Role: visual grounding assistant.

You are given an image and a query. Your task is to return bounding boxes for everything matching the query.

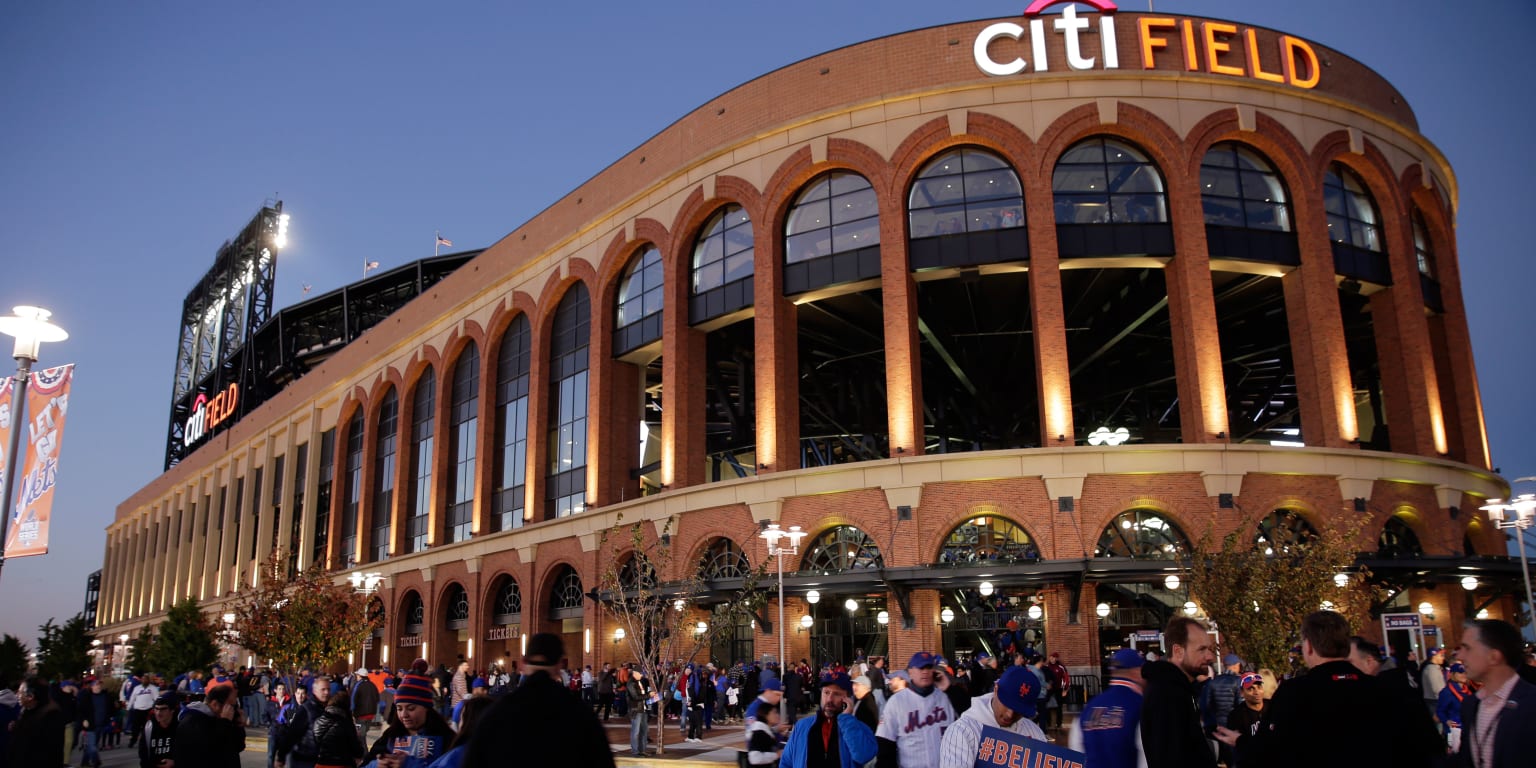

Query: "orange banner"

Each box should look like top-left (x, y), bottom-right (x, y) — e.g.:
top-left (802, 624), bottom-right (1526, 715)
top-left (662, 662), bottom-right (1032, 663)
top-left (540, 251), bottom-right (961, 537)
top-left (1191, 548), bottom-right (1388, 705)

top-left (3, 364), bottom-right (74, 559)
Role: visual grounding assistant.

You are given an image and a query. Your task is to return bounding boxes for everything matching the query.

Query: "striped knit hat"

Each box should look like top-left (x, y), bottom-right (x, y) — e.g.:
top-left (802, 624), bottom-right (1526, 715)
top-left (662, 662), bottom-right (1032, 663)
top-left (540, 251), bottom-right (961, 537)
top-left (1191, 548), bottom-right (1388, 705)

top-left (395, 673), bottom-right (435, 707)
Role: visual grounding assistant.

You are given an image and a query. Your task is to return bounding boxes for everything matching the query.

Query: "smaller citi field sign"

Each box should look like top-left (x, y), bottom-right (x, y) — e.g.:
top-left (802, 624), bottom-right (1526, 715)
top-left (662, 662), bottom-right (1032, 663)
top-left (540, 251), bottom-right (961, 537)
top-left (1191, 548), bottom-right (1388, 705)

top-left (974, 0), bottom-right (1320, 89)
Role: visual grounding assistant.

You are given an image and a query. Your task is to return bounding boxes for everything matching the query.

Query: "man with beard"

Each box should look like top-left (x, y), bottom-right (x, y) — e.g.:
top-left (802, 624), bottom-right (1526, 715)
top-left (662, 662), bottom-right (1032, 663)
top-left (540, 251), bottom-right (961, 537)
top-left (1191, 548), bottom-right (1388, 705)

top-left (1214, 610), bottom-right (1430, 768)
top-left (1140, 616), bottom-right (1217, 768)
top-left (780, 672), bottom-right (877, 768)
top-left (938, 665), bottom-right (1046, 767)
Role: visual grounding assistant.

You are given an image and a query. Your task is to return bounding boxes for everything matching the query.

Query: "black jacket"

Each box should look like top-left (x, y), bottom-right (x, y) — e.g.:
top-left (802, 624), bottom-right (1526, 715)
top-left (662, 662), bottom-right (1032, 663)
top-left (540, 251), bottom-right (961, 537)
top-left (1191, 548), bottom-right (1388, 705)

top-left (461, 669), bottom-right (615, 768)
top-left (1140, 659), bottom-right (1217, 768)
top-left (7, 700), bottom-right (65, 768)
top-left (350, 677), bottom-right (380, 721)
top-left (171, 703), bottom-right (245, 768)
top-left (1234, 659), bottom-right (1430, 768)
top-left (312, 703), bottom-right (366, 764)
top-left (138, 717), bottom-right (176, 768)
top-left (276, 697), bottom-right (326, 762)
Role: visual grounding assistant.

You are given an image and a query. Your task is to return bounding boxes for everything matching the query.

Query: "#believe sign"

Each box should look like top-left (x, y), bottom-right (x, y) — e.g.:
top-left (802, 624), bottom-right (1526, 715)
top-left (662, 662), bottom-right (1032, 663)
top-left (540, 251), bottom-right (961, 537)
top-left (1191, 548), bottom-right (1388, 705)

top-left (974, 0), bottom-right (1321, 89)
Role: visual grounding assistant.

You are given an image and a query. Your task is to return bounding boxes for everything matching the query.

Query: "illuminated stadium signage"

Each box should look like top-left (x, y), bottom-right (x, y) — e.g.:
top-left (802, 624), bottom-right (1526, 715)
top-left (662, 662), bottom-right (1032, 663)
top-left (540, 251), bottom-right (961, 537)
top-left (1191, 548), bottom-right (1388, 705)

top-left (183, 382), bottom-right (239, 449)
top-left (974, 0), bottom-right (1320, 89)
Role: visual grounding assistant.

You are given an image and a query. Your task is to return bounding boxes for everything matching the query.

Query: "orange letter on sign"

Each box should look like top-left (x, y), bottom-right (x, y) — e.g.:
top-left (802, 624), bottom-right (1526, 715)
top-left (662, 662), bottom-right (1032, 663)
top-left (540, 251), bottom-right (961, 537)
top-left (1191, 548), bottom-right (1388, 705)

top-left (1181, 19), bottom-right (1199, 71)
top-left (1246, 28), bottom-right (1285, 83)
top-left (1282, 35), bottom-right (1320, 88)
top-left (1139, 17), bottom-right (1176, 69)
top-left (1203, 22), bottom-right (1244, 76)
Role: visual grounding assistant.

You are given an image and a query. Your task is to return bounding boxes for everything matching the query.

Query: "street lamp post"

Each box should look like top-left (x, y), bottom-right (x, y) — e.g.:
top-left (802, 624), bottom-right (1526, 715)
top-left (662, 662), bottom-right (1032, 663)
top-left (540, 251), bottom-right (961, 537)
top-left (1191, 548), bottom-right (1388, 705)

top-left (0, 306), bottom-right (67, 586)
top-left (759, 522), bottom-right (806, 723)
top-left (348, 571), bottom-right (384, 671)
top-left (1480, 493), bottom-right (1536, 637)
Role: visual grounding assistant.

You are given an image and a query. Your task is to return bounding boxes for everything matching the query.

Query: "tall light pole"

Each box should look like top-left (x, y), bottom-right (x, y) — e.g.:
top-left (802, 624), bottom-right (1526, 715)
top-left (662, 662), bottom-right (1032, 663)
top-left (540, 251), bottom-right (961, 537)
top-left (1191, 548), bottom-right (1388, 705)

top-left (1480, 493), bottom-right (1536, 638)
top-left (0, 306), bottom-right (67, 586)
top-left (759, 522), bottom-right (805, 723)
top-left (349, 571), bottom-right (384, 670)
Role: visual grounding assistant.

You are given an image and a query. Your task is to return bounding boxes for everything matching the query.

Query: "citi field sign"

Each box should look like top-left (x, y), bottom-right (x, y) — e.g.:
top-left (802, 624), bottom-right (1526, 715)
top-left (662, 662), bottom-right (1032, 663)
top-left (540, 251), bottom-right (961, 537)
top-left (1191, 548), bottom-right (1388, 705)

top-left (183, 382), bottom-right (238, 449)
top-left (974, 0), bottom-right (1321, 89)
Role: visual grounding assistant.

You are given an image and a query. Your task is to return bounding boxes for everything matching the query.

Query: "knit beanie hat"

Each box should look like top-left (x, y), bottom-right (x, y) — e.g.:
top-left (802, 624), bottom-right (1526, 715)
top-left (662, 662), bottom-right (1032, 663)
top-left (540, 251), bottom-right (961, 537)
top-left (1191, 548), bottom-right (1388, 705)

top-left (395, 674), bottom-right (435, 707)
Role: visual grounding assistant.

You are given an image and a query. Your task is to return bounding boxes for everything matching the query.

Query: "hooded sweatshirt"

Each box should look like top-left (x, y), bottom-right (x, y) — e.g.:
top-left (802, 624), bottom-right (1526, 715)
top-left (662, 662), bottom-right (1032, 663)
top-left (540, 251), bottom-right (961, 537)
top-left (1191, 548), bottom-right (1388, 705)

top-left (938, 694), bottom-right (1047, 767)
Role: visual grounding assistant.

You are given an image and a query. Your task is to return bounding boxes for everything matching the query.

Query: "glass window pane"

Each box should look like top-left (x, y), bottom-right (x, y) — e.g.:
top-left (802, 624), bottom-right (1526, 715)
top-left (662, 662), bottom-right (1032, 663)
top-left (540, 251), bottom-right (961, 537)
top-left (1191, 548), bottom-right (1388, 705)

top-left (831, 187), bottom-right (878, 225)
top-left (1203, 197), bottom-right (1244, 227)
top-left (724, 225), bottom-right (753, 257)
top-left (1053, 164), bottom-right (1109, 193)
top-left (1201, 167), bottom-right (1240, 199)
top-left (724, 251), bottom-right (753, 283)
top-left (694, 260), bottom-right (723, 293)
top-left (1059, 142), bottom-right (1104, 164)
top-left (961, 149), bottom-right (1008, 172)
top-left (965, 200), bottom-right (1019, 231)
top-left (785, 199), bottom-right (830, 236)
top-left (829, 173), bottom-right (871, 197)
top-left (831, 218), bottom-right (880, 252)
top-left (1106, 164), bottom-right (1163, 194)
top-left (911, 176), bottom-right (965, 208)
top-left (964, 168), bottom-right (1022, 201)
top-left (786, 229), bottom-right (830, 264)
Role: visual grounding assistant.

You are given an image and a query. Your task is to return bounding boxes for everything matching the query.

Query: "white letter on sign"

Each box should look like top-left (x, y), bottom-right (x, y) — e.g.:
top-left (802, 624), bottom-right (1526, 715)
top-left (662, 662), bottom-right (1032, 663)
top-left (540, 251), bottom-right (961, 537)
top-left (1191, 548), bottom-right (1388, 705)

top-left (974, 22), bottom-right (1027, 76)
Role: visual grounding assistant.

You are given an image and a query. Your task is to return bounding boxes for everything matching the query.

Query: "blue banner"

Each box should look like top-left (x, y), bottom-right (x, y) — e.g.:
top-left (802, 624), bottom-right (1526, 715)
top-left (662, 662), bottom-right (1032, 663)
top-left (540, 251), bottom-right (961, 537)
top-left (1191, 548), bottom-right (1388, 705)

top-left (974, 725), bottom-right (1086, 768)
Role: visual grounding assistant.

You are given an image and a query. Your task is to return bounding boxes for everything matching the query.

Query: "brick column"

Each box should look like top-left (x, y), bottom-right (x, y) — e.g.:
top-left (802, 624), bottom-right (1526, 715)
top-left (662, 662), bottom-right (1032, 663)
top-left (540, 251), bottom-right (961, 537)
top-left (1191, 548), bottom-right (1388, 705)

top-left (879, 196), bottom-right (922, 456)
top-left (889, 589), bottom-right (944, 667)
top-left (754, 224), bottom-right (798, 473)
top-left (1284, 200), bottom-right (1354, 447)
top-left (1024, 177), bottom-right (1073, 446)
top-left (1165, 188), bottom-right (1230, 443)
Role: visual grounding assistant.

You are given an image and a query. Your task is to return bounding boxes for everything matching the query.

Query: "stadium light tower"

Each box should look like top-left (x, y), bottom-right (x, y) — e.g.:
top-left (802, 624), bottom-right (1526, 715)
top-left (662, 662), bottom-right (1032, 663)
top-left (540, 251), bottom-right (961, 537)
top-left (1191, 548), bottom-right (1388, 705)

top-left (759, 521), bottom-right (806, 723)
top-left (0, 306), bottom-right (67, 587)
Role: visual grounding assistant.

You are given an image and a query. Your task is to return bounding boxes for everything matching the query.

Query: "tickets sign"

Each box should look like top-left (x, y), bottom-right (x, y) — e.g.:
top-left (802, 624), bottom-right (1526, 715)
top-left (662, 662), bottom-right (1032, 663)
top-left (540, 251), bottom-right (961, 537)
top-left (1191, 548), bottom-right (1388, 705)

top-left (1, 364), bottom-right (74, 559)
top-left (974, 0), bottom-right (1321, 89)
top-left (975, 725), bottom-right (1086, 768)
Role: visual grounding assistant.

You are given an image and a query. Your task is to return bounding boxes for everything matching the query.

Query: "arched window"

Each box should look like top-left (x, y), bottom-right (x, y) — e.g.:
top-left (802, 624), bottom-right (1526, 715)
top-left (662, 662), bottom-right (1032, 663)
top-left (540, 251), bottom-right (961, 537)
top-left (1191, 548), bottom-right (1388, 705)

top-left (692, 205), bottom-right (755, 322)
top-left (617, 553), bottom-right (657, 592)
top-left (1095, 509), bottom-right (1191, 559)
top-left (614, 246), bottom-right (664, 354)
top-left (492, 577), bottom-right (522, 625)
top-left (493, 316), bottom-right (532, 532)
top-left (908, 148), bottom-right (1026, 270)
top-left (1200, 142), bottom-right (1291, 232)
top-left (402, 591), bottom-right (424, 633)
top-left (783, 172), bottom-right (880, 294)
top-left (1254, 509), bottom-right (1318, 556)
top-left (548, 285), bottom-right (590, 519)
top-left (800, 526), bottom-right (884, 573)
top-left (341, 412), bottom-right (363, 562)
top-left (370, 389), bottom-right (398, 562)
top-left (698, 538), bottom-right (750, 580)
top-left (444, 584), bottom-right (470, 630)
top-left (407, 369), bottom-right (434, 554)
top-left (1378, 516), bottom-right (1424, 558)
top-left (937, 515), bottom-right (1039, 564)
top-left (1323, 164), bottom-right (1381, 252)
top-left (1412, 212), bottom-right (1436, 278)
top-left (447, 343), bottom-right (479, 543)
top-left (548, 566), bottom-right (585, 619)
top-left (1053, 137), bottom-right (1168, 225)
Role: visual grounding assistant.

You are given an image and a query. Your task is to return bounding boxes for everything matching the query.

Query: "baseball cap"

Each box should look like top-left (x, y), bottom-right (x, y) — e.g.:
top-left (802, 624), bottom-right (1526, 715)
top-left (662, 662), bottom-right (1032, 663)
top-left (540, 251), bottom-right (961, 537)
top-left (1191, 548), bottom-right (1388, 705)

top-left (888, 670), bottom-right (912, 683)
top-left (975, 651), bottom-right (990, 661)
top-left (1222, 653), bottom-right (1241, 667)
top-left (908, 651), bottom-right (938, 669)
top-left (1428, 646), bottom-right (1444, 656)
top-left (471, 677), bottom-right (488, 689)
top-left (1109, 649), bottom-right (1145, 670)
top-left (760, 678), bottom-right (784, 692)
top-left (994, 666), bottom-right (1039, 719)
top-left (1239, 673), bottom-right (1263, 689)
top-left (851, 675), bottom-right (872, 688)
top-left (154, 692), bottom-right (179, 708)
top-left (1448, 662), bottom-right (1466, 674)
top-left (820, 672), bottom-right (853, 695)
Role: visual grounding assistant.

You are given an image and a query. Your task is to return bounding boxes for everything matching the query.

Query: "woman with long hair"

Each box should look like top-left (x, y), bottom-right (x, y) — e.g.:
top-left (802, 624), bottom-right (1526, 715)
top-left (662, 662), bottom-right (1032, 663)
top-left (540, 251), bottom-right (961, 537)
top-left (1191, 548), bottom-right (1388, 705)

top-left (422, 696), bottom-right (491, 768)
top-left (365, 674), bottom-right (455, 768)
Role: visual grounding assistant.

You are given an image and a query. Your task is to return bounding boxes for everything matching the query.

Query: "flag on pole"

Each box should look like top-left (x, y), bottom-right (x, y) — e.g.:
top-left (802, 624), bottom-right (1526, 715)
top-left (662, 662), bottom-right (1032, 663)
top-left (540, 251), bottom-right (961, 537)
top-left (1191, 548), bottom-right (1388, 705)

top-left (365, 261), bottom-right (380, 269)
top-left (2, 364), bottom-right (74, 559)
top-left (436, 233), bottom-right (453, 248)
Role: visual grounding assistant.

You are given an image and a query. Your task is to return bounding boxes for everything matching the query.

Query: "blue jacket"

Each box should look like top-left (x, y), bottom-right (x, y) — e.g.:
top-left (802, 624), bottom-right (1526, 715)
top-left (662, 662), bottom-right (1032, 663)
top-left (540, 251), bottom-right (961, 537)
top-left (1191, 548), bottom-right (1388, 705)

top-left (425, 745), bottom-right (464, 768)
top-left (779, 712), bottom-right (876, 768)
top-left (1437, 682), bottom-right (1469, 727)
top-left (1076, 679), bottom-right (1145, 768)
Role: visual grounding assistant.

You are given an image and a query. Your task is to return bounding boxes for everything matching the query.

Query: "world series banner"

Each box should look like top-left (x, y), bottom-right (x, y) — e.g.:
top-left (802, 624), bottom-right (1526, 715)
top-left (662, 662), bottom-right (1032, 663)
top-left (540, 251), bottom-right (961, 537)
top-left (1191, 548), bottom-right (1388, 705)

top-left (1, 364), bottom-right (74, 559)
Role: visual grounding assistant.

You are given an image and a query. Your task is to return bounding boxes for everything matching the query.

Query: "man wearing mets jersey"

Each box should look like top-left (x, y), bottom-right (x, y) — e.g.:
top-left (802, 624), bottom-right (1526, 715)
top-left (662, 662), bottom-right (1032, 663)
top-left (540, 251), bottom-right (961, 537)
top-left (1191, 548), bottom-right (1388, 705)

top-left (877, 652), bottom-right (958, 767)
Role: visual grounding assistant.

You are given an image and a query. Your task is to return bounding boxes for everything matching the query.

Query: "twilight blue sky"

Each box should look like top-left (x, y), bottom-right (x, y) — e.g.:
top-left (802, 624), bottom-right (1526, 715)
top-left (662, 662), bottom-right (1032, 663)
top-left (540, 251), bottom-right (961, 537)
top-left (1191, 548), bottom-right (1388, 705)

top-left (1, 1), bottom-right (1532, 642)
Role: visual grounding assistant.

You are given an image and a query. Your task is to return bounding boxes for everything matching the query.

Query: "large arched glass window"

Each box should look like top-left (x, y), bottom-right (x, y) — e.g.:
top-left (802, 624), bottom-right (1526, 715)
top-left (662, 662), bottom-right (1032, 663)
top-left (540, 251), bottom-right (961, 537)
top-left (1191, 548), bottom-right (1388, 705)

top-left (698, 538), bottom-right (750, 580)
top-left (800, 526), bottom-right (884, 573)
top-left (1200, 143), bottom-right (1290, 231)
top-left (1254, 508), bottom-right (1318, 557)
top-left (1323, 164), bottom-right (1381, 252)
top-left (910, 148), bottom-right (1024, 238)
top-left (1095, 509), bottom-right (1191, 559)
top-left (614, 246), bottom-right (664, 354)
top-left (444, 584), bottom-right (470, 630)
top-left (1378, 515), bottom-right (1424, 559)
top-left (547, 285), bottom-right (590, 519)
top-left (548, 566), bottom-right (585, 619)
top-left (370, 389), bottom-right (398, 562)
top-left (493, 316), bottom-right (531, 532)
top-left (1053, 138), bottom-right (1168, 225)
top-left (341, 412), bottom-right (363, 562)
top-left (401, 590), bottom-right (424, 633)
top-left (937, 515), bottom-right (1039, 564)
top-left (691, 205), bottom-right (755, 322)
top-left (784, 172), bottom-right (881, 294)
top-left (407, 369), bottom-right (434, 554)
top-left (492, 576), bottom-right (522, 625)
top-left (447, 343), bottom-right (478, 543)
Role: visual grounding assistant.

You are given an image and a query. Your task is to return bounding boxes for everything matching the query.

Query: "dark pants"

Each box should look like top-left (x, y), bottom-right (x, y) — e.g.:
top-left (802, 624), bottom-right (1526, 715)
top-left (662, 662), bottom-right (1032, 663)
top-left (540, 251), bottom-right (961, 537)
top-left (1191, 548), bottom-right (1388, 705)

top-left (1047, 691), bottom-right (1065, 727)
top-left (687, 706), bottom-right (703, 739)
top-left (596, 691), bottom-right (614, 720)
top-left (128, 709), bottom-right (149, 745)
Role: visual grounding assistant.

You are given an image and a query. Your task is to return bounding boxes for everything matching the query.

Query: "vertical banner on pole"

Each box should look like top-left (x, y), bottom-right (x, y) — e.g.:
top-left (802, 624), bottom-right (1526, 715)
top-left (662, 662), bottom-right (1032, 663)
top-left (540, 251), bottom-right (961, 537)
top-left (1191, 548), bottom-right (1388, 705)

top-left (4, 363), bottom-right (73, 559)
top-left (0, 376), bottom-right (10, 511)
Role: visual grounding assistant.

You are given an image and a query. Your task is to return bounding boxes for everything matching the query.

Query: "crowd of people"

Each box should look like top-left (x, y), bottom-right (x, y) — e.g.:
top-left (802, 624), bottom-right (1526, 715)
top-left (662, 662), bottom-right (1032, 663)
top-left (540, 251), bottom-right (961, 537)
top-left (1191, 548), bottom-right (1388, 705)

top-left (3, 615), bottom-right (1534, 768)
